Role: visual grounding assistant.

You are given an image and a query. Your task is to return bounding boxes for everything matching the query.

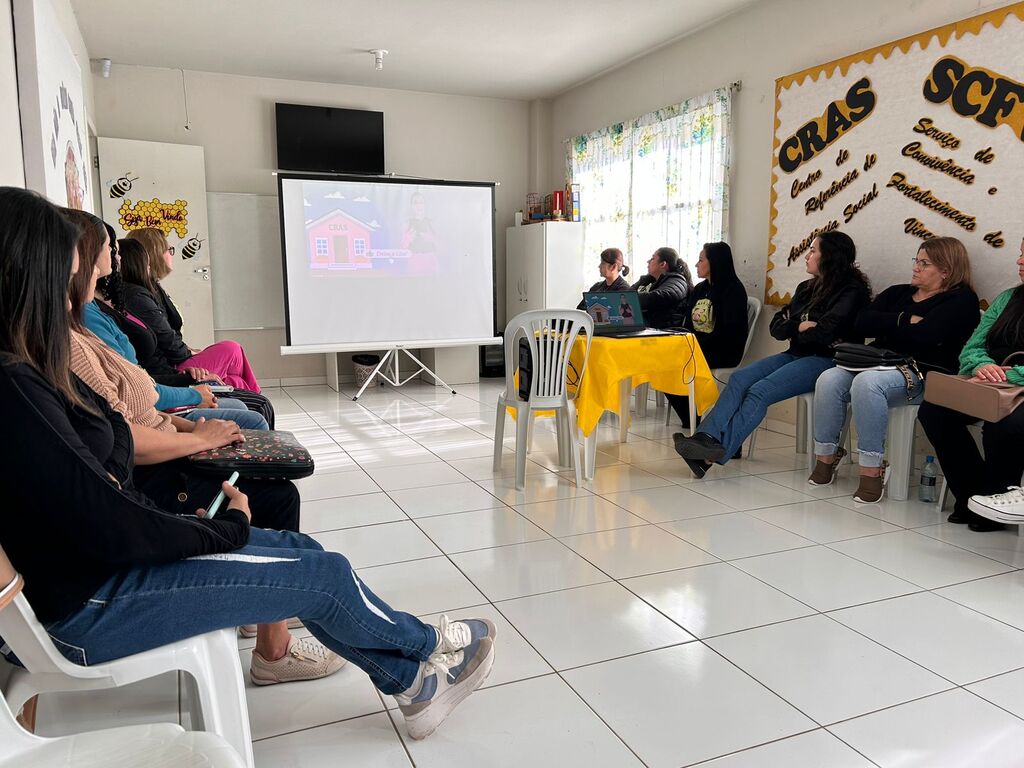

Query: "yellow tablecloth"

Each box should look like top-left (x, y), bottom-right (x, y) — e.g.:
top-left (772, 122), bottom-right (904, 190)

top-left (572, 334), bottom-right (719, 436)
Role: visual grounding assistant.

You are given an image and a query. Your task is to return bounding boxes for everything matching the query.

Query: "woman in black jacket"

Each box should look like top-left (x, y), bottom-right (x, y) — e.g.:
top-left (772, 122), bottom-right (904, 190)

top-left (809, 237), bottom-right (979, 503)
top-left (0, 187), bottom-right (494, 741)
top-left (577, 247), bottom-right (630, 309)
top-left (665, 242), bottom-right (749, 427)
top-left (631, 246), bottom-right (692, 328)
top-left (673, 231), bottom-right (871, 478)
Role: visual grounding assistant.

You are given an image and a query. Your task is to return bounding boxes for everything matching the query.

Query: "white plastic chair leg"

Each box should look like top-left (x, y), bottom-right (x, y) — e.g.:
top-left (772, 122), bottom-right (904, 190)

top-left (618, 379), bottom-right (631, 443)
top-left (688, 378), bottom-right (697, 438)
top-left (634, 383), bottom-right (650, 418)
top-left (886, 406), bottom-right (918, 502)
top-left (493, 398), bottom-right (507, 472)
top-left (565, 400), bottom-right (584, 487)
top-left (514, 406), bottom-right (530, 490)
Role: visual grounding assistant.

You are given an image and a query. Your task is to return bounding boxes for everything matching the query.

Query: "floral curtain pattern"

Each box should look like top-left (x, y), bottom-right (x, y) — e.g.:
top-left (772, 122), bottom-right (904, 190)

top-left (567, 87), bottom-right (732, 282)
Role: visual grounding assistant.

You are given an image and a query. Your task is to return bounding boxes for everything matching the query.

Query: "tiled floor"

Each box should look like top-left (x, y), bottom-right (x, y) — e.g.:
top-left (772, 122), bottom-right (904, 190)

top-left (34, 381), bottom-right (1024, 767)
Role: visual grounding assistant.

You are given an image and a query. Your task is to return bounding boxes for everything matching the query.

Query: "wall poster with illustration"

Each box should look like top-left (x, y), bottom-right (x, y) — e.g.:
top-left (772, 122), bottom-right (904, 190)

top-left (14, 0), bottom-right (92, 211)
top-left (767, 2), bottom-right (1024, 306)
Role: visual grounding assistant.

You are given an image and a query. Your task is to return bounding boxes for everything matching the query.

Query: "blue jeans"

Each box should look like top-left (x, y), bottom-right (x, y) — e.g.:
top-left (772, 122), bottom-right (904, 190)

top-left (698, 353), bottom-right (835, 461)
top-left (183, 397), bottom-right (269, 430)
top-left (812, 367), bottom-right (924, 468)
top-left (44, 528), bottom-right (436, 694)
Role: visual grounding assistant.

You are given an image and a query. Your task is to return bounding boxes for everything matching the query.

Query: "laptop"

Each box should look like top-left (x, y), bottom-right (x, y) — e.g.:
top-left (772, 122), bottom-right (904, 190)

top-left (583, 291), bottom-right (674, 338)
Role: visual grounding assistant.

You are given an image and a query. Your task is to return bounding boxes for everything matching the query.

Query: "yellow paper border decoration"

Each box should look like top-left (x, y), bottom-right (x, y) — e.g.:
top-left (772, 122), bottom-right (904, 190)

top-left (766, 1), bottom-right (1024, 305)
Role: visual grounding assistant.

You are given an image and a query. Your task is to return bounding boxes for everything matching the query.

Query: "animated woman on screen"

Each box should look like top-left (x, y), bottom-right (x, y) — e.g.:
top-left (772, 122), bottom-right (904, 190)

top-left (620, 296), bottom-right (634, 320)
top-left (401, 192), bottom-right (438, 274)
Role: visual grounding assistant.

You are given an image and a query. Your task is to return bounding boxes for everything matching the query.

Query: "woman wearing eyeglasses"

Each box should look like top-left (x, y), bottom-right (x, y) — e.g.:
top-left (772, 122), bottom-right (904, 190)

top-left (808, 237), bottom-right (979, 503)
top-left (121, 228), bottom-right (262, 392)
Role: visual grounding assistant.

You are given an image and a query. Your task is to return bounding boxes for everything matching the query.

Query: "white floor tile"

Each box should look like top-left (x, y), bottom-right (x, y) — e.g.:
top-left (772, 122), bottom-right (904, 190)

top-left (497, 581), bottom-right (694, 670)
top-left (692, 475), bottom-right (817, 511)
top-left (476, 473), bottom-right (591, 506)
top-left (564, 644), bottom-right (815, 768)
top-left (708, 615), bottom-right (951, 724)
top-left (829, 689), bottom-right (1024, 768)
top-left (296, 469), bottom-right (381, 501)
top-left (391, 675), bottom-right (641, 767)
top-left (312, 520), bottom-right (441, 568)
top-left (660, 512), bottom-right (815, 560)
top-left (364, 461), bottom-right (469, 491)
top-left (514, 495), bottom-right (648, 537)
top-left (414, 507), bottom-right (549, 553)
top-left (560, 524), bottom-right (718, 578)
top-left (829, 495), bottom-right (947, 528)
top-left (623, 562), bottom-right (814, 638)
top-left (967, 668), bottom-right (1024, 719)
top-left (831, 592), bottom-right (1024, 685)
top-left (761, 467), bottom-right (862, 500)
top-left (830, 530), bottom-right (1014, 589)
top-left (937, 571), bottom-right (1024, 631)
top-left (732, 546), bottom-right (921, 611)
top-left (451, 539), bottom-right (609, 601)
top-left (388, 481), bottom-right (504, 519)
top-left (576, 463), bottom-right (673, 494)
top-left (601, 484), bottom-right (737, 524)
top-left (253, 712), bottom-right (411, 767)
top-left (240, 648), bottom-right (383, 740)
top-left (446, 454), bottom-right (551, 481)
top-left (299, 492), bottom-right (407, 534)
top-left (747, 500), bottom-right (901, 543)
top-left (596, 438), bottom-right (682, 464)
top-left (915, 522), bottom-right (1024, 568)
top-left (749, 429), bottom-right (797, 449)
top-left (733, 446), bottom-right (810, 475)
top-left (357, 556), bottom-right (487, 616)
top-left (700, 729), bottom-right (875, 767)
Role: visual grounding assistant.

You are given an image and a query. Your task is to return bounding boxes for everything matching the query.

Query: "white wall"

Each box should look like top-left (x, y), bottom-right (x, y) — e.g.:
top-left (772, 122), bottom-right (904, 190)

top-left (549, 0), bottom-right (1006, 422)
top-left (91, 65), bottom-right (529, 380)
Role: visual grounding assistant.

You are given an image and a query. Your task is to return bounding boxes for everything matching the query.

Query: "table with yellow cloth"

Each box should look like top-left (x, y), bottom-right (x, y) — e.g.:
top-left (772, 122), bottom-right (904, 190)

top-left (571, 333), bottom-right (719, 478)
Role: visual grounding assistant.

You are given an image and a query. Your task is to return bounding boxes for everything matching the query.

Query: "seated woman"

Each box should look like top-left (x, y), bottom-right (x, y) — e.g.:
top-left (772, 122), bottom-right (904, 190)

top-left (810, 237), bottom-right (979, 504)
top-left (576, 247), bottom-right (630, 309)
top-left (0, 187), bottom-right (495, 738)
top-left (665, 242), bottom-right (749, 428)
top-left (123, 227), bottom-right (261, 392)
top-left (918, 240), bottom-right (1024, 532)
top-left (631, 246), bottom-right (692, 328)
top-left (61, 211), bottom-right (267, 432)
top-left (673, 231), bottom-right (871, 478)
top-left (96, 236), bottom-right (276, 427)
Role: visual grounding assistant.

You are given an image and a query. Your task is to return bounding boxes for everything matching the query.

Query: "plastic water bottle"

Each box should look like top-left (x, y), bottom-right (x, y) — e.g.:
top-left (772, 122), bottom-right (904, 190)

top-left (919, 455), bottom-right (938, 503)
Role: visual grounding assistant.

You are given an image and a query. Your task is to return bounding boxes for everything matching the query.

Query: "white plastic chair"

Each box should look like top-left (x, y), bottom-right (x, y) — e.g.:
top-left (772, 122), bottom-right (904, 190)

top-left (665, 297), bottom-right (762, 426)
top-left (494, 310), bottom-right (593, 489)
top-left (0, 545), bottom-right (255, 768)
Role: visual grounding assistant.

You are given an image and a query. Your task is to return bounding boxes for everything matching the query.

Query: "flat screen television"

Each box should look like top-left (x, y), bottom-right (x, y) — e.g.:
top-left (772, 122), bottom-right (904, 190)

top-left (275, 103), bottom-right (385, 175)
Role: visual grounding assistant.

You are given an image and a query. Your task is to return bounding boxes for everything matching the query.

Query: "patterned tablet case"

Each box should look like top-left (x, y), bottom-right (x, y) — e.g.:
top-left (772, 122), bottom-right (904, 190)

top-left (188, 429), bottom-right (315, 480)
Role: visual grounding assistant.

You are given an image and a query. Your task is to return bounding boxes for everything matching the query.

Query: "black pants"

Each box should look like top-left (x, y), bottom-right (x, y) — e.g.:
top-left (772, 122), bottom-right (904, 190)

top-left (665, 393), bottom-right (698, 429)
top-left (917, 401), bottom-right (1024, 513)
top-left (134, 460), bottom-right (300, 531)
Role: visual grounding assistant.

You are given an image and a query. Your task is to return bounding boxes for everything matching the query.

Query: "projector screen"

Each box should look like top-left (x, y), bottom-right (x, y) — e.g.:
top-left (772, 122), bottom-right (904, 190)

top-left (278, 174), bottom-right (496, 348)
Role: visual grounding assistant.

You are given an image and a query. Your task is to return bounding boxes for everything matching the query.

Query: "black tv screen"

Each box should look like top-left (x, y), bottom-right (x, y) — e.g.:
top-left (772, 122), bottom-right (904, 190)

top-left (275, 103), bottom-right (385, 175)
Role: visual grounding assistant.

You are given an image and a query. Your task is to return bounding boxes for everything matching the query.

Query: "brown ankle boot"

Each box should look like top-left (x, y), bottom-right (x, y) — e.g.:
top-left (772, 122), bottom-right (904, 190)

top-left (807, 448), bottom-right (846, 486)
top-left (853, 472), bottom-right (884, 504)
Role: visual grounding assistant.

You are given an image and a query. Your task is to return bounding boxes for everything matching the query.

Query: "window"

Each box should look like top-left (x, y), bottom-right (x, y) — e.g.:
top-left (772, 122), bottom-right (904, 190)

top-left (567, 87), bottom-right (732, 283)
top-left (315, 237), bottom-right (329, 257)
top-left (354, 238), bottom-right (366, 257)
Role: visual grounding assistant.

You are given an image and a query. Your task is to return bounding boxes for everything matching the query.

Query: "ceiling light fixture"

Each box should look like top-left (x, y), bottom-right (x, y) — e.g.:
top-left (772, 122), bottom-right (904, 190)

top-left (369, 49), bottom-right (388, 71)
top-left (91, 58), bottom-right (112, 78)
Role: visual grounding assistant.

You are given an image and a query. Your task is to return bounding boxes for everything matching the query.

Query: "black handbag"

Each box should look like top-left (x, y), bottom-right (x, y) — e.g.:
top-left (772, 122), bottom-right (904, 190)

top-left (832, 343), bottom-right (922, 401)
top-left (188, 429), bottom-right (315, 480)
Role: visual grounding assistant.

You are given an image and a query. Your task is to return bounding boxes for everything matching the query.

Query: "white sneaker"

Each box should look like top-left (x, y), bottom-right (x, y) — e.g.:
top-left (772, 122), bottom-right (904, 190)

top-left (968, 487), bottom-right (1024, 524)
top-left (394, 616), bottom-right (496, 740)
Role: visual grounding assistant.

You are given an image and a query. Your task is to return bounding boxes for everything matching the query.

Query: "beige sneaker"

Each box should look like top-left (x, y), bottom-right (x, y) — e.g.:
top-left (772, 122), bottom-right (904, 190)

top-left (239, 618), bottom-right (304, 638)
top-left (250, 636), bottom-right (345, 686)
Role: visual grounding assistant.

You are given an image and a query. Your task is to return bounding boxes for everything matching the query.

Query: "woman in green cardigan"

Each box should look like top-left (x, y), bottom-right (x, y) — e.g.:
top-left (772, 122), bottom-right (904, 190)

top-left (918, 240), bottom-right (1024, 531)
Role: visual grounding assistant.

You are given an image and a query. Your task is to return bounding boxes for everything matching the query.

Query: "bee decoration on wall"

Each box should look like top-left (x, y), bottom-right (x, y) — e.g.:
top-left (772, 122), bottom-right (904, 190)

top-left (181, 235), bottom-right (204, 260)
top-left (107, 173), bottom-right (138, 199)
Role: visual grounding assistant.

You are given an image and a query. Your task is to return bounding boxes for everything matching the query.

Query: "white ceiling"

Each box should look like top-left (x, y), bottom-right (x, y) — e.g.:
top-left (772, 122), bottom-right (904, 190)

top-left (70, 0), bottom-right (759, 100)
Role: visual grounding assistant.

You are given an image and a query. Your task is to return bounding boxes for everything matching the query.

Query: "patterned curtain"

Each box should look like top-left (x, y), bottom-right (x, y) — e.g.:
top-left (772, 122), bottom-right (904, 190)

top-left (567, 87), bottom-right (732, 282)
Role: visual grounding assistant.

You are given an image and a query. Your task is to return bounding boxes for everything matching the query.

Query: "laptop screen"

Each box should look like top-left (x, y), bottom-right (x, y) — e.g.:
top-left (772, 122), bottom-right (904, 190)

top-left (584, 291), bottom-right (645, 328)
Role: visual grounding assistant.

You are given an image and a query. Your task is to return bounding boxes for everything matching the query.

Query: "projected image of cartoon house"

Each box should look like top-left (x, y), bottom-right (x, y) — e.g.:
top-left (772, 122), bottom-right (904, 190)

top-left (306, 209), bottom-right (374, 270)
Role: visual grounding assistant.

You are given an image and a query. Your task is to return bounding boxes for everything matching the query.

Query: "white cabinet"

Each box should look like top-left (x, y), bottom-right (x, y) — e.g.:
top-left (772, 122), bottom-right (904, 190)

top-left (505, 222), bottom-right (585, 320)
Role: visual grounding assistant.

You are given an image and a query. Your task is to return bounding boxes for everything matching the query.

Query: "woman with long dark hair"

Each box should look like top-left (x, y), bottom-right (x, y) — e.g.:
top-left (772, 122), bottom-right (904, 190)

top-left (631, 246), bottom-right (692, 328)
top-left (918, 240), bottom-right (1024, 532)
top-left (810, 237), bottom-right (979, 503)
top-left (674, 231), bottom-right (871, 478)
top-left (0, 187), bottom-right (494, 739)
top-left (665, 242), bottom-right (749, 427)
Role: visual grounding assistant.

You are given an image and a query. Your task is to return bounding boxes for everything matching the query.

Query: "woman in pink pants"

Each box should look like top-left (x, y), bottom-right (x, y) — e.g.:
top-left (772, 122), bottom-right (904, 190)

top-left (120, 228), bottom-right (261, 392)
